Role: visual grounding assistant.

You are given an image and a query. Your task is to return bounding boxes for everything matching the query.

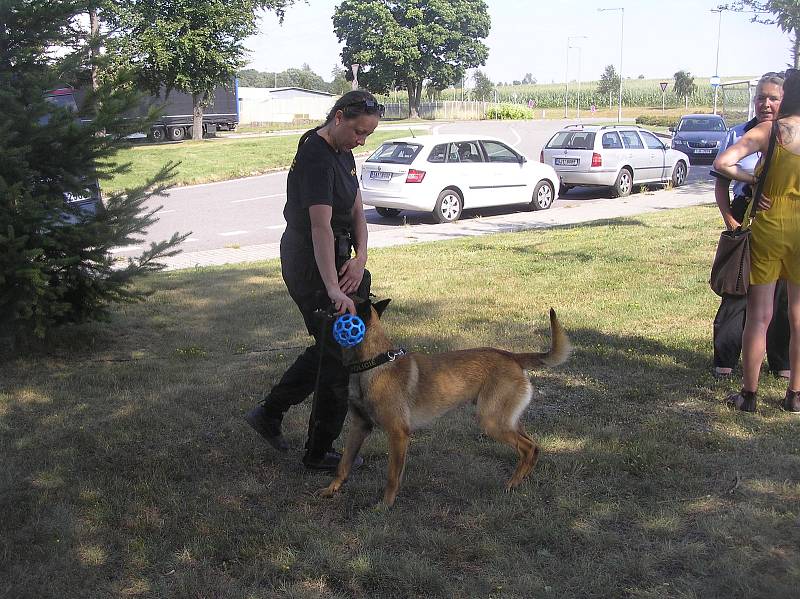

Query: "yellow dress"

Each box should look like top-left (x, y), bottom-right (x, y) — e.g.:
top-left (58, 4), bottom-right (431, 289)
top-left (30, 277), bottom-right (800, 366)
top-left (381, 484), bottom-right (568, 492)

top-left (750, 144), bottom-right (800, 285)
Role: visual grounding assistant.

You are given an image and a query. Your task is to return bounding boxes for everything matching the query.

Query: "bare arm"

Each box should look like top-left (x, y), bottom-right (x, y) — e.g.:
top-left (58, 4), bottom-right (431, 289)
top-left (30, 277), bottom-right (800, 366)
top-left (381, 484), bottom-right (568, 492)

top-left (309, 204), bottom-right (355, 315)
top-left (714, 176), bottom-right (739, 231)
top-left (338, 190), bottom-right (368, 295)
top-left (712, 121), bottom-right (770, 183)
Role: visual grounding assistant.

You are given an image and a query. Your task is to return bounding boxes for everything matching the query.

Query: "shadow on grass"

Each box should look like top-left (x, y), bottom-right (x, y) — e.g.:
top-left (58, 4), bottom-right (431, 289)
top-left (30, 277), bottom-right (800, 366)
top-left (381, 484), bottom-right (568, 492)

top-left (1, 272), bottom-right (798, 597)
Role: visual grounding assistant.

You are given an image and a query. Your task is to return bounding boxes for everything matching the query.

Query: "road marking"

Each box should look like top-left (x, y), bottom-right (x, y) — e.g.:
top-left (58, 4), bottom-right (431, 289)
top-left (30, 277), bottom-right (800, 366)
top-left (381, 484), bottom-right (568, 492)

top-left (509, 127), bottom-right (522, 147)
top-left (265, 224), bottom-right (285, 229)
top-left (231, 193), bottom-right (285, 204)
top-left (157, 209), bottom-right (177, 214)
top-left (219, 230), bottom-right (248, 236)
top-left (110, 246), bottom-right (141, 253)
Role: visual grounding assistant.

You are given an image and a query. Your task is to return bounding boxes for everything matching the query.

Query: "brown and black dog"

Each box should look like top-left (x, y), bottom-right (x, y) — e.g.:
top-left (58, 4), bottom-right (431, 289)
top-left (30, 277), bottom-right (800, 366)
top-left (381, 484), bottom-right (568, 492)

top-left (320, 298), bottom-right (571, 507)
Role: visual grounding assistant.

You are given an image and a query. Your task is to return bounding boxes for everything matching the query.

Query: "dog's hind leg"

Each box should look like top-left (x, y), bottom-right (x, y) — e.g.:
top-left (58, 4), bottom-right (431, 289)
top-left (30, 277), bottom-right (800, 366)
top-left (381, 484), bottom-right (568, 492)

top-left (383, 426), bottom-right (410, 507)
top-left (319, 412), bottom-right (372, 498)
top-left (477, 380), bottom-right (539, 490)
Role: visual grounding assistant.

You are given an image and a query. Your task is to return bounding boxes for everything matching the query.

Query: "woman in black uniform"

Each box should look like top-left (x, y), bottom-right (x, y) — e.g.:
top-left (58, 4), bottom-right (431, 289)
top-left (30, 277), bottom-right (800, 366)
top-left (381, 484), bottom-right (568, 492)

top-left (246, 90), bottom-right (383, 470)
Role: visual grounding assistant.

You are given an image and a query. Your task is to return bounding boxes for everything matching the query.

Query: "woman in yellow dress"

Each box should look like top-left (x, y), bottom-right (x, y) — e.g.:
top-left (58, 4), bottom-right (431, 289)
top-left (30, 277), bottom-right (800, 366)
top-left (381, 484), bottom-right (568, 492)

top-left (713, 69), bottom-right (800, 413)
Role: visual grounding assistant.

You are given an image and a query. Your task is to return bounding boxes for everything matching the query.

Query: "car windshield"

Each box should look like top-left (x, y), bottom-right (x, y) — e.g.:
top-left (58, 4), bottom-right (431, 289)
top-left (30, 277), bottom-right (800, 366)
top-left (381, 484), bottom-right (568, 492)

top-left (546, 131), bottom-right (596, 150)
top-left (367, 142), bottom-right (423, 164)
top-left (678, 118), bottom-right (725, 132)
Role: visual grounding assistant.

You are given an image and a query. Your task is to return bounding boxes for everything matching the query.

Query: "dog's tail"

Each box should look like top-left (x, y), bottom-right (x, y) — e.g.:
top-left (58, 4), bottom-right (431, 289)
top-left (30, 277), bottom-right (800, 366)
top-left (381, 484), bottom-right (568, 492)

top-left (513, 308), bottom-right (571, 370)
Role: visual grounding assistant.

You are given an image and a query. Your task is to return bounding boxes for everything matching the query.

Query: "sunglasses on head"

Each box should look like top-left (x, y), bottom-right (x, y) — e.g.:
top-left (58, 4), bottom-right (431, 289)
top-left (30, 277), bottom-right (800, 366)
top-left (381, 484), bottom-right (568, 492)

top-left (343, 99), bottom-right (385, 117)
top-left (762, 68), bottom-right (798, 79)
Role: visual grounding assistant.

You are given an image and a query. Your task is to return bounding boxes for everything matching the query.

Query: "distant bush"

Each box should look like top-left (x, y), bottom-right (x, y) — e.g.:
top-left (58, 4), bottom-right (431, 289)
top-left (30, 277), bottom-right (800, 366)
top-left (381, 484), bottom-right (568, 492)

top-left (635, 115), bottom-right (679, 128)
top-left (485, 104), bottom-right (535, 120)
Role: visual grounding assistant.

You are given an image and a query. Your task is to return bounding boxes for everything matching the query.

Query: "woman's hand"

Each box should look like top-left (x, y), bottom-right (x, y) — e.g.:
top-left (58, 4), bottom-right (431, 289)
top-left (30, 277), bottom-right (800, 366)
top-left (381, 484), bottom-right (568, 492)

top-left (338, 256), bottom-right (365, 295)
top-left (757, 193), bottom-right (773, 212)
top-left (327, 287), bottom-right (355, 315)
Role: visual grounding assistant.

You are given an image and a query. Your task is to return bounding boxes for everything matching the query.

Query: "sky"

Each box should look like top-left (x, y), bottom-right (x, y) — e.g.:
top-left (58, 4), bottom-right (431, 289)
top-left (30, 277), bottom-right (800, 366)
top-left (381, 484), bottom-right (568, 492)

top-left (244, 0), bottom-right (794, 86)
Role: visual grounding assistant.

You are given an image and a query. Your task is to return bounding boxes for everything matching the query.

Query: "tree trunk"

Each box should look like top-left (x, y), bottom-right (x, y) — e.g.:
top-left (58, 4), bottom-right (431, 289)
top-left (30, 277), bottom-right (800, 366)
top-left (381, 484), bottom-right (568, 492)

top-left (406, 79), bottom-right (422, 119)
top-left (89, 9), bottom-right (99, 92)
top-left (192, 93), bottom-right (204, 141)
top-left (794, 31), bottom-right (799, 69)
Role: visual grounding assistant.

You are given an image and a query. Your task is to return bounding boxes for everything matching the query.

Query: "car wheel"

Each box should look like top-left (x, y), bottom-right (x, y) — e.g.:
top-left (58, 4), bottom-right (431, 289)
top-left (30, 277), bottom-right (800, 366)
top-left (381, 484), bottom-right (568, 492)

top-left (433, 188), bottom-right (463, 223)
top-left (375, 207), bottom-right (402, 218)
top-left (531, 180), bottom-right (554, 211)
top-left (168, 126), bottom-right (185, 142)
top-left (149, 126), bottom-right (166, 142)
top-left (611, 168), bottom-right (632, 198)
top-left (671, 161), bottom-right (687, 187)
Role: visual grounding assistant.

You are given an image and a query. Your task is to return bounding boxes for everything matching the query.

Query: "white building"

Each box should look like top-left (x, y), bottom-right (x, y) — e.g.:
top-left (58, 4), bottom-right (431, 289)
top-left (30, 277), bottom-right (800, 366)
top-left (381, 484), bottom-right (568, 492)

top-left (238, 87), bottom-right (336, 124)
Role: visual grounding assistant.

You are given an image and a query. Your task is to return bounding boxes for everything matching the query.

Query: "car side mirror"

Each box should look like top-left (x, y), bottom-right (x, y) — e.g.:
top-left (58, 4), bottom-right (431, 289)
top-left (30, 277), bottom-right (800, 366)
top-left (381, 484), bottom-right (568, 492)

top-left (518, 155), bottom-right (527, 164)
top-left (668, 126), bottom-right (675, 133)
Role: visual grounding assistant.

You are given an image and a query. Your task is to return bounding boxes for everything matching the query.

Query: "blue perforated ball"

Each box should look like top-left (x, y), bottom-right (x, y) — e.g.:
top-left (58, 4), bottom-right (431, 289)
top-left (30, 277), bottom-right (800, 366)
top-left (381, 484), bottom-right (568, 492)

top-left (333, 314), bottom-right (365, 347)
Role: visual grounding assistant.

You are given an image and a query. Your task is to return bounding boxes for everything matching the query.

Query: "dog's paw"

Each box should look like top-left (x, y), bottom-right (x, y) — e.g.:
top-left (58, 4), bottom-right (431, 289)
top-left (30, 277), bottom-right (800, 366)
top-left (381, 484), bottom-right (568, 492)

top-left (317, 485), bottom-right (339, 498)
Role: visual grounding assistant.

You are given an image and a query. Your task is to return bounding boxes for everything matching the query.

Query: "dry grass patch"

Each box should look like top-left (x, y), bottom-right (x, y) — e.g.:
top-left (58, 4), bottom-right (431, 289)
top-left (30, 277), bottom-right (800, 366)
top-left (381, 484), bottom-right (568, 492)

top-left (1, 206), bottom-right (799, 598)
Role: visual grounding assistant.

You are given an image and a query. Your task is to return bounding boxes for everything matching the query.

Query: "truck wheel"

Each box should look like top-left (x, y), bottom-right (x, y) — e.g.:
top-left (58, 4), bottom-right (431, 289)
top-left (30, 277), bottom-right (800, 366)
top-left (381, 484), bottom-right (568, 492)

top-left (168, 126), bottom-right (185, 141)
top-left (149, 126), bottom-right (166, 142)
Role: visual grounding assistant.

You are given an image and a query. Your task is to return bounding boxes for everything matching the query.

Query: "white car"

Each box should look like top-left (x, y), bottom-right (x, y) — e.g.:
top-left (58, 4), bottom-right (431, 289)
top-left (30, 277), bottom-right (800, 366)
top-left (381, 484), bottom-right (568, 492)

top-left (360, 134), bottom-right (560, 223)
top-left (541, 125), bottom-right (690, 197)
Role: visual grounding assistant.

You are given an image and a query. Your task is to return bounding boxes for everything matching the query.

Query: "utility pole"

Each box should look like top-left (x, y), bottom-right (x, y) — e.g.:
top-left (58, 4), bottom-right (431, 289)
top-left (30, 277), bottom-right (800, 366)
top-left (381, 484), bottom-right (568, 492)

top-left (598, 7), bottom-right (625, 123)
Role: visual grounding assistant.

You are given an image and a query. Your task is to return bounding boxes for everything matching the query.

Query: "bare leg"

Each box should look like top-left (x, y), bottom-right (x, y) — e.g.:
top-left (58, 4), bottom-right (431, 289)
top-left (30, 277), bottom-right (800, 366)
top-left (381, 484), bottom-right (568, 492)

top-left (383, 427), bottom-right (410, 507)
top-left (319, 412), bottom-right (372, 498)
top-left (787, 282), bottom-right (800, 392)
top-left (742, 282), bottom-right (777, 392)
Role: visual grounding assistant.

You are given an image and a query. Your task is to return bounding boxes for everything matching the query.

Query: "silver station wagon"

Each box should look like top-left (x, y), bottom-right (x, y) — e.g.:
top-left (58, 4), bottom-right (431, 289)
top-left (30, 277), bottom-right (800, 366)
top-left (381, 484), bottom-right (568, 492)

top-left (541, 125), bottom-right (690, 197)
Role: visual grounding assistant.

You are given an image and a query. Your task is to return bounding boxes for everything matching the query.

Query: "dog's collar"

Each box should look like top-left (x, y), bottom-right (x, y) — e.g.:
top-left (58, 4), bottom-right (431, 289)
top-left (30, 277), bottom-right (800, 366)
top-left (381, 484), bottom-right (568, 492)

top-left (347, 348), bottom-right (407, 373)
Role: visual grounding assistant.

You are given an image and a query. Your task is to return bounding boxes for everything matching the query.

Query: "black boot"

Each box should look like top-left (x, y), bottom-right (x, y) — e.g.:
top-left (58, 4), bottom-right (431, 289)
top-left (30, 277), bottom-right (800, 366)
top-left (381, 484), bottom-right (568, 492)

top-left (245, 405), bottom-right (289, 451)
top-left (725, 389), bottom-right (757, 413)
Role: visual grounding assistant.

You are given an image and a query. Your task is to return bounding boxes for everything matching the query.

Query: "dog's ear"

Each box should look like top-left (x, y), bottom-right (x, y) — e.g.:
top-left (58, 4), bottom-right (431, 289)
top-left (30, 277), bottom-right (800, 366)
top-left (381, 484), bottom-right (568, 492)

top-left (355, 297), bottom-right (372, 322)
top-left (373, 298), bottom-right (391, 319)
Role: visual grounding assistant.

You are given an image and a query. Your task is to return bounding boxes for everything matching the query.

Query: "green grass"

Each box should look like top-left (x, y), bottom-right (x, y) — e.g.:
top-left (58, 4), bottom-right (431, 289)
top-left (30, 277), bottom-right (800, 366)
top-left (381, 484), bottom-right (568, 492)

top-left (102, 129), bottom-right (427, 194)
top-left (2, 206), bottom-right (800, 598)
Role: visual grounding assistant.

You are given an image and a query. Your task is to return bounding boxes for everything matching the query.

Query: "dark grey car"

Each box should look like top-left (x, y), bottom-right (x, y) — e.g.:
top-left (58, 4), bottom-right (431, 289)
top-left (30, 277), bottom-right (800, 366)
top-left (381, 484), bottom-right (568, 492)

top-left (670, 114), bottom-right (727, 163)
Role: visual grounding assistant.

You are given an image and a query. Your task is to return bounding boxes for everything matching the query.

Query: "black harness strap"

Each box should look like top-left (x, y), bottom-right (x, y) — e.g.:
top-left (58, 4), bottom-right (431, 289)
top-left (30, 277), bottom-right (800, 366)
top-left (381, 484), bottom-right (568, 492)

top-left (347, 348), bottom-right (407, 374)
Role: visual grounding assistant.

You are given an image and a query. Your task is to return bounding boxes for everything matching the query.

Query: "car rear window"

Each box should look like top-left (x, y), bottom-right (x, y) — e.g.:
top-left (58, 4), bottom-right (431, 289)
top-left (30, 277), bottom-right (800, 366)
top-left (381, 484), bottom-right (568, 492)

top-left (367, 142), bottom-right (422, 164)
top-left (678, 117), bottom-right (726, 132)
top-left (546, 131), bottom-right (596, 150)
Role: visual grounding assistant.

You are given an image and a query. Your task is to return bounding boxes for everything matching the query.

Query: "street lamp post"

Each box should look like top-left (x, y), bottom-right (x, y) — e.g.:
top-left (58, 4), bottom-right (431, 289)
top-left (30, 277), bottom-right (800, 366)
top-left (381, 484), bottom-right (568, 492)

top-left (598, 7), bottom-right (624, 123)
top-left (565, 35), bottom-right (587, 119)
top-left (711, 8), bottom-right (724, 115)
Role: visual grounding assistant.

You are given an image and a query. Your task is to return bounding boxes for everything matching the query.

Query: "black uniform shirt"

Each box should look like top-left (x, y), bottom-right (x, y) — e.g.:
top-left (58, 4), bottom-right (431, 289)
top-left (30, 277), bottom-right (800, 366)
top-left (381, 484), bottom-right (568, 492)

top-left (284, 130), bottom-right (359, 235)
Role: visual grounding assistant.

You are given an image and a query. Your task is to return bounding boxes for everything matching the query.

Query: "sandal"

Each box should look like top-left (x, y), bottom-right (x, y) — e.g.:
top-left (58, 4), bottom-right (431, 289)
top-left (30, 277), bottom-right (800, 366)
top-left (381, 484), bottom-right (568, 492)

top-left (725, 390), bottom-right (757, 413)
top-left (781, 390), bottom-right (800, 414)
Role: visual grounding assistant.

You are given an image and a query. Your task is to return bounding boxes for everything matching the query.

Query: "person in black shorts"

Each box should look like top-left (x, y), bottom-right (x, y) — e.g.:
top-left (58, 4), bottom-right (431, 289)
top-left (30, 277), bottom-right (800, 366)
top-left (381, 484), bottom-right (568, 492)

top-left (245, 90), bottom-right (384, 470)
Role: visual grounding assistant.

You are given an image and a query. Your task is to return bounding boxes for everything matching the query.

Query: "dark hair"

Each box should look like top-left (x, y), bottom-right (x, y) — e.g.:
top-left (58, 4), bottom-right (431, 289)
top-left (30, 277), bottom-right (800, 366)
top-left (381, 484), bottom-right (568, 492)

top-left (777, 69), bottom-right (800, 118)
top-left (298, 90), bottom-right (382, 149)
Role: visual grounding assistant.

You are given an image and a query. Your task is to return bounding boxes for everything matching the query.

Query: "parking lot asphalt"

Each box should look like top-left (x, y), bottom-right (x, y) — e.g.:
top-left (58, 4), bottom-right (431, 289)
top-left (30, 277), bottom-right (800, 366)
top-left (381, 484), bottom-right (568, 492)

top-left (158, 174), bottom-right (715, 271)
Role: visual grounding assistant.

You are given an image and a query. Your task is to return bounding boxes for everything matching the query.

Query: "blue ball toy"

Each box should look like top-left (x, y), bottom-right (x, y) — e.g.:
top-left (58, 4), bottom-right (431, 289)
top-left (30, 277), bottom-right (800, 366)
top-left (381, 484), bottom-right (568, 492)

top-left (333, 314), bottom-right (366, 347)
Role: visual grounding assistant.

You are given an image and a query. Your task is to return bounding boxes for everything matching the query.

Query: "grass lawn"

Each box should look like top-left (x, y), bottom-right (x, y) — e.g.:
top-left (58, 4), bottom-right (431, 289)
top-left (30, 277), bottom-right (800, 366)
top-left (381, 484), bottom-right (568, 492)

top-left (2, 206), bottom-right (799, 598)
top-left (102, 129), bottom-right (427, 194)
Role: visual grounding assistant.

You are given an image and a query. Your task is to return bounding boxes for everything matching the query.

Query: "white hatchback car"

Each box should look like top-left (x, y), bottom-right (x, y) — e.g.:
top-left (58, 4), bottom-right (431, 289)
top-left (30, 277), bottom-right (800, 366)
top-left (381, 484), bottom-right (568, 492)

top-left (360, 134), bottom-right (560, 223)
top-left (541, 125), bottom-right (690, 197)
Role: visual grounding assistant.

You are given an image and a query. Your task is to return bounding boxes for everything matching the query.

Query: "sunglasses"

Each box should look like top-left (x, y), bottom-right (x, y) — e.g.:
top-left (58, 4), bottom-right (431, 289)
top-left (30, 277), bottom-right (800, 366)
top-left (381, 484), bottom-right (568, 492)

top-left (343, 99), bottom-right (385, 117)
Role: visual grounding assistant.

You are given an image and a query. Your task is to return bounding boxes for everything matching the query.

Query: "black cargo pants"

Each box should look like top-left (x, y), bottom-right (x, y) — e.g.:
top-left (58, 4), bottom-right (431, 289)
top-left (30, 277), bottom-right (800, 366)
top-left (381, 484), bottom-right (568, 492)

top-left (260, 228), bottom-right (370, 459)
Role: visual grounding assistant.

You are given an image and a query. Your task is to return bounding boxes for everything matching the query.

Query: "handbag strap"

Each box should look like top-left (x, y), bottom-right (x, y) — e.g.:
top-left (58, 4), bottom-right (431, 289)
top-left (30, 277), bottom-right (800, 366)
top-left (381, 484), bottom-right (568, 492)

top-left (741, 120), bottom-right (779, 229)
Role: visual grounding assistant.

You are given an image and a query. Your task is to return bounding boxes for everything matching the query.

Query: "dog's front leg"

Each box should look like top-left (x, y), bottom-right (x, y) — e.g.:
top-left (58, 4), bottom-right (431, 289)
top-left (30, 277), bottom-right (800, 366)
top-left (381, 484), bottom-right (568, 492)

top-left (382, 427), bottom-right (410, 508)
top-left (319, 412), bottom-right (372, 498)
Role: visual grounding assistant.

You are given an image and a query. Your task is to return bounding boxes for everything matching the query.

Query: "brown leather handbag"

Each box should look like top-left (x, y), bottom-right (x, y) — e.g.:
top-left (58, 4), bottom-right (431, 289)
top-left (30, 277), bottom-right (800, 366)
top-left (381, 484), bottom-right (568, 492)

top-left (709, 122), bottom-right (778, 297)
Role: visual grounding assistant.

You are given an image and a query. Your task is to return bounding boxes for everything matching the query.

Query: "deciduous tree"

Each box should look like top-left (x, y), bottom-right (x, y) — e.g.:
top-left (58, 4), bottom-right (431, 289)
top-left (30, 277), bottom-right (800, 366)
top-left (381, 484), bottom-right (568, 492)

top-left (109, 0), bottom-right (291, 140)
top-left (472, 69), bottom-right (495, 101)
top-left (333, 0), bottom-right (491, 118)
top-left (674, 70), bottom-right (697, 108)
top-left (721, 1), bottom-right (800, 67)
top-left (596, 64), bottom-right (621, 109)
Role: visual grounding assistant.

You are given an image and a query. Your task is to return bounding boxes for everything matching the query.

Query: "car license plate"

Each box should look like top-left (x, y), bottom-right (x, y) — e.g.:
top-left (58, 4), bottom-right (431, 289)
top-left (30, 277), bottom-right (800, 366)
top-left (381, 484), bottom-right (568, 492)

top-left (369, 171), bottom-right (392, 180)
top-left (695, 149), bottom-right (713, 154)
top-left (554, 158), bottom-right (579, 166)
